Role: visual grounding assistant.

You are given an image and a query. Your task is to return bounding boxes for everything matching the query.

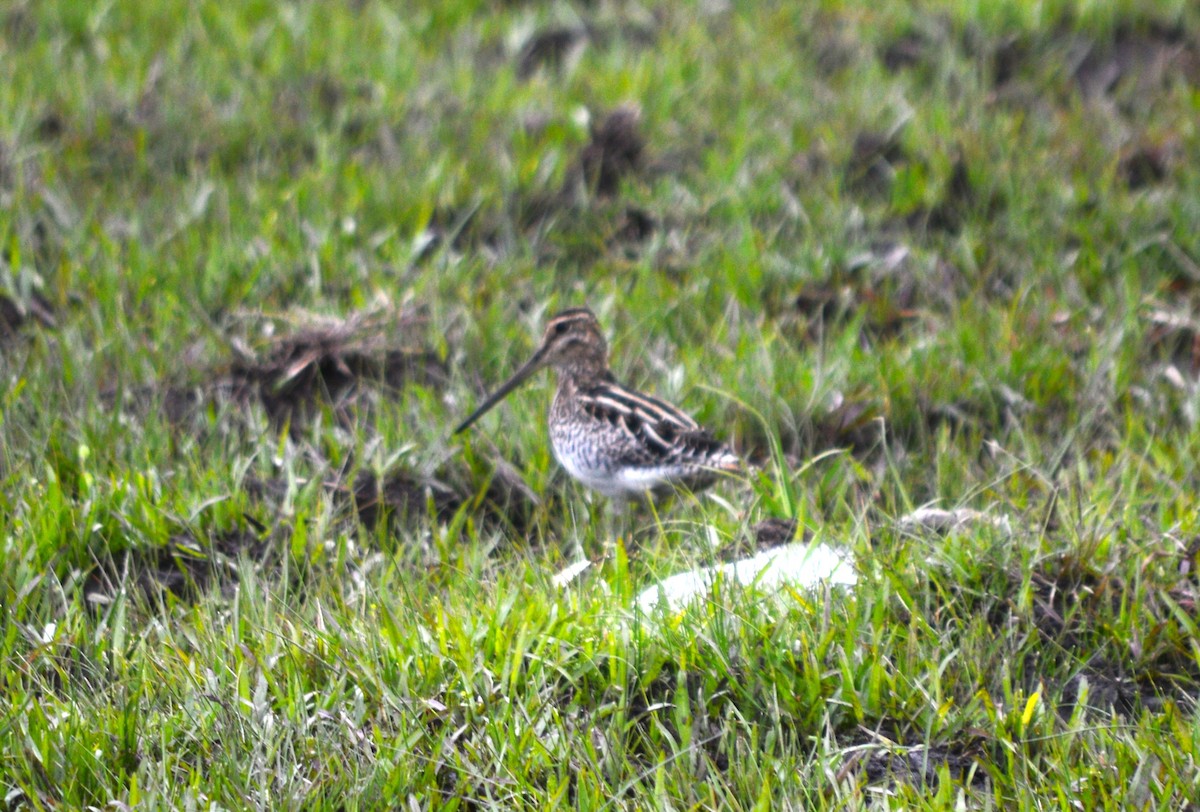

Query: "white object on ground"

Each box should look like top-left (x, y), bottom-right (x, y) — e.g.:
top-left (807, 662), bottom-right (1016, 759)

top-left (636, 541), bottom-right (857, 614)
top-left (551, 558), bottom-right (593, 587)
top-left (897, 507), bottom-right (1013, 535)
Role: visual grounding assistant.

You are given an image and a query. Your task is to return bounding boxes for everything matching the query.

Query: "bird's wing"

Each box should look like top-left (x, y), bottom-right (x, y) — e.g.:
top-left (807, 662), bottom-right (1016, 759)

top-left (578, 380), bottom-right (739, 470)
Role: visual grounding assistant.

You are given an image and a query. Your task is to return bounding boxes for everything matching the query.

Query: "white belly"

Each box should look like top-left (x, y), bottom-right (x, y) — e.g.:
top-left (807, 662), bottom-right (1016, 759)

top-left (551, 433), bottom-right (689, 498)
top-left (552, 441), bottom-right (627, 497)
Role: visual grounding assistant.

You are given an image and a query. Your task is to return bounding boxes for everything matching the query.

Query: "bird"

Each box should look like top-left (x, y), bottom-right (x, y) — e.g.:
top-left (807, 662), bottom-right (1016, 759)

top-left (454, 307), bottom-right (741, 501)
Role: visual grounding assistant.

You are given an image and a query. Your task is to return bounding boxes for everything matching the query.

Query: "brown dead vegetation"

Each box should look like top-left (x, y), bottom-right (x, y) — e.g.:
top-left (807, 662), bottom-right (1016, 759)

top-left (134, 306), bottom-right (447, 431)
top-left (224, 310), bottom-right (447, 426)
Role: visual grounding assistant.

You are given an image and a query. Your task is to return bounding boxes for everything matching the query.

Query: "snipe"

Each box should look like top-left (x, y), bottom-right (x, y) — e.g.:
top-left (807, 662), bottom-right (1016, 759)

top-left (454, 308), bottom-right (740, 500)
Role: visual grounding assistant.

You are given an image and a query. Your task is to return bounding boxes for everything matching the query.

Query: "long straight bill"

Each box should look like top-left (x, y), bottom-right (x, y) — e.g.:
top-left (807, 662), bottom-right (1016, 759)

top-left (453, 353), bottom-right (545, 435)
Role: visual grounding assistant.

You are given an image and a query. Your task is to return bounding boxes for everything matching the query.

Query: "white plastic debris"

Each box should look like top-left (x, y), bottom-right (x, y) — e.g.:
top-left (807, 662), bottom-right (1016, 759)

top-left (635, 542), bottom-right (857, 614)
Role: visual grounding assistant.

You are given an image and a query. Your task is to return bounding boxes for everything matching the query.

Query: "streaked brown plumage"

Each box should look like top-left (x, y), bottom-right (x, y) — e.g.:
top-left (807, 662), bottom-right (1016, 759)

top-left (454, 308), bottom-right (740, 498)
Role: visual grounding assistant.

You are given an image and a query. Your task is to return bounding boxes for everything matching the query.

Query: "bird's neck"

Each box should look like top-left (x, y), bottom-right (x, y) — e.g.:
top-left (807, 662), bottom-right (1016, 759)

top-left (554, 355), bottom-right (610, 387)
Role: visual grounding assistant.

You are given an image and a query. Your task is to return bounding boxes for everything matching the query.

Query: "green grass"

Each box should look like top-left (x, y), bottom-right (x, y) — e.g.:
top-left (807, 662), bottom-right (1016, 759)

top-left (3, 0), bottom-right (1200, 807)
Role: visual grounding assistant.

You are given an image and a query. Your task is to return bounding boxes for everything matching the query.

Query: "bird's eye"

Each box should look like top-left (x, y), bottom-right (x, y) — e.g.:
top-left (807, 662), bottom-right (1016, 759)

top-left (554, 321), bottom-right (570, 335)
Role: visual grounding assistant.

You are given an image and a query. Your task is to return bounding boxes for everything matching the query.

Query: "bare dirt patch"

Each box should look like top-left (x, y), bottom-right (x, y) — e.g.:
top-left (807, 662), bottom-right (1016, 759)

top-left (1073, 20), bottom-right (1200, 101)
top-left (843, 130), bottom-right (908, 198)
top-left (782, 241), bottom-right (954, 349)
top-left (1024, 549), bottom-right (1200, 713)
top-left (877, 14), bottom-right (957, 76)
top-left (711, 518), bottom-right (807, 563)
top-left (348, 455), bottom-right (539, 535)
top-left (2, 1), bottom-right (36, 49)
top-left (412, 104), bottom-right (654, 270)
top-left (916, 153), bottom-right (1005, 237)
top-left (83, 525), bottom-right (267, 606)
top-left (624, 656), bottom-right (988, 794)
top-left (0, 289), bottom-right (55, 340)
top-left (814, 396), bottom-right (886, 453)
top-left (237, 451), bottom-right (540, 541)
top-left (903, 512), bottom-right (1200, 713)
top-left (1144, 305), bottom-right (1200, 375)
top-left (848, 735), bottom-right (988, 791)
top-left (1118, 138), bottom-right (1179, 189)
top-left (348, 469), bottom-right (463, 528)
top-left (574, 105), bottom-right (646, 198)
top-left (735, 391), bottom-right (882, 472)
top-left (516, 27), bottom-right (590, 80)
top-left (512, 15), bottom-right (659, 81)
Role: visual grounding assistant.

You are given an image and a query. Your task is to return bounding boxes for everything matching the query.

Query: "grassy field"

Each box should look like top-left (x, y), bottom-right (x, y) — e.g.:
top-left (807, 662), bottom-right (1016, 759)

top-left (3, 0), bottom-right (1200, 807)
